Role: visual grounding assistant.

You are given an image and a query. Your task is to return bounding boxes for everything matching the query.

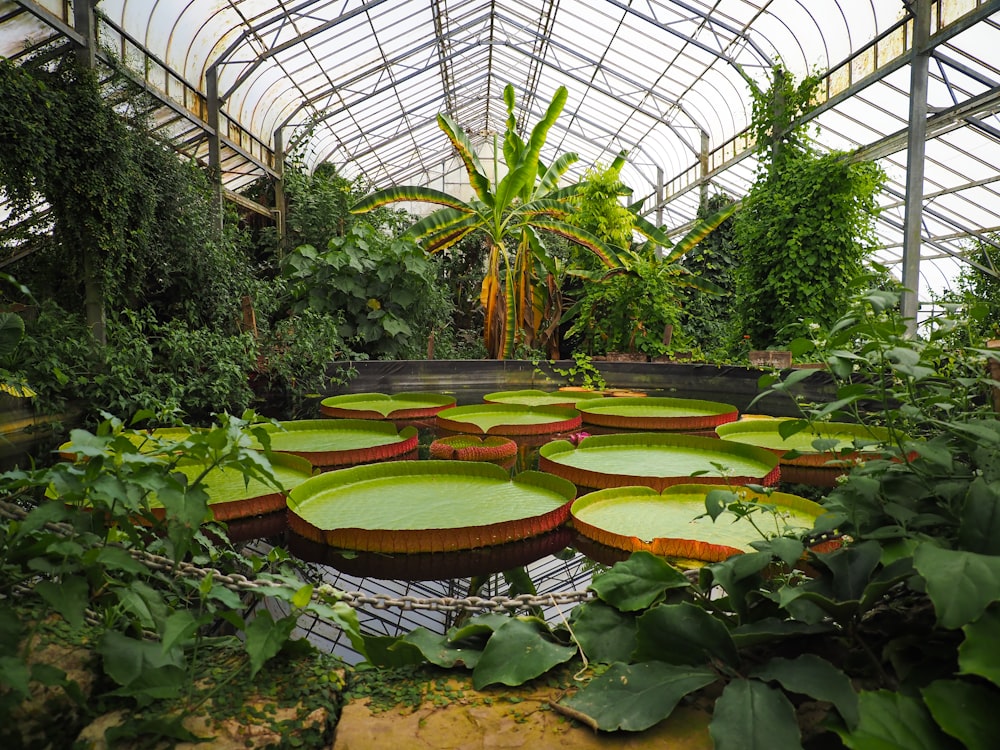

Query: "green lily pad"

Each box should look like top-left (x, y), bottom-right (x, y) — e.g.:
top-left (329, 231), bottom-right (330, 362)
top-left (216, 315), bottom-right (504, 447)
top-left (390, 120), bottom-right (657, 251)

top-left (571, 484), bottom-right (825, 562)
top-left (716, 418), bottom-right (894, 462)
top-left (58, 427), bottom-right (201, 460)
top-left (255, 419), bottom-right (418, 468)
top-left (436, 404), bottom-right (582, 436)
top-left (576, 396), bottom-right (738, 431)
top-left (319, 391), bottom-right (455, 419)
top-left (287, 460), bottom-right (577, 553)
top-left (539, 432), bottom-right (780, 491)
top-left (482, 389), bottom-right (604, 407)
top-left (717, 418), bottom-right (897, 487)
top-left (152, 453), bottom-right (314, 522)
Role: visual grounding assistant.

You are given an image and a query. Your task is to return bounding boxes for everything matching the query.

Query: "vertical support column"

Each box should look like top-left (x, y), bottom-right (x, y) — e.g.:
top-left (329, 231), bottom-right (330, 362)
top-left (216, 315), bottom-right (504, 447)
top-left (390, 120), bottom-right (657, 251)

top-left (206, 66), bottom-right (225, 235)
top-left (901, 0), bottom-right (931, 334)
top-left (655, 166), bottom-right (664, 230)
top-left (74, 0), bottom-right (106, 345)
top-left (273, 126), bottom-right (287, 257)
top-left (699, 130), bottom-right (709, 210)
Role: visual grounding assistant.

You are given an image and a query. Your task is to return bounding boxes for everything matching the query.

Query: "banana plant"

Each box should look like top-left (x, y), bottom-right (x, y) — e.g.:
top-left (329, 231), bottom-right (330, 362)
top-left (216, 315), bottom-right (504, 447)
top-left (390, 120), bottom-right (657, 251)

top-left (351, 84), bottom-right (624, 359)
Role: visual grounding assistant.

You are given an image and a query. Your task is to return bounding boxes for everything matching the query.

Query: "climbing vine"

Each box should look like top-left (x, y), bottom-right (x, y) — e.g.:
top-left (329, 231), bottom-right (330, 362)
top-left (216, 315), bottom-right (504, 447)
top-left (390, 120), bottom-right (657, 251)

top-left (733, 66), bottom-right (885, 347)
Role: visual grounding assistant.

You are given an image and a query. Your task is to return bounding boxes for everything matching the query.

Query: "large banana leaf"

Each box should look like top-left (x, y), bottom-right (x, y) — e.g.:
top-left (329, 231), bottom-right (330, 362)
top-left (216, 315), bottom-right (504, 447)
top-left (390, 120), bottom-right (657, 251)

top-left (436, 111), bottom-right (493, 205)
top-left (351, 185), bottom-right (471, 214)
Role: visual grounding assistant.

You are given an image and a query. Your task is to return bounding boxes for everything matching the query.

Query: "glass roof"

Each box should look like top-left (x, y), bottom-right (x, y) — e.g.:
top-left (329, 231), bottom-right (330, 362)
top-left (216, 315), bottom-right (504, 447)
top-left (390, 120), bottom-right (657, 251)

top-left (2, 0), bottom-right (999, 306)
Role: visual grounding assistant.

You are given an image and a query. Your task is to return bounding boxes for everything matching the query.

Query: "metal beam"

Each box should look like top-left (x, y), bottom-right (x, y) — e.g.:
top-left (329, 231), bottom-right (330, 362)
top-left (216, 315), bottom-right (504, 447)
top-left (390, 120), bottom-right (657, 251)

top-left (901, 0), bottom-right (932, 331)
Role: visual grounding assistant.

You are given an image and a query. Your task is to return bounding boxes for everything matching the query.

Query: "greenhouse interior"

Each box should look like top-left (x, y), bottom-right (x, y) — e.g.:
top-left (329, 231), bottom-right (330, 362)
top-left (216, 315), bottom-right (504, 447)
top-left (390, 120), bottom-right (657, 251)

top-left (2, 0), bottom-right (1000, 747)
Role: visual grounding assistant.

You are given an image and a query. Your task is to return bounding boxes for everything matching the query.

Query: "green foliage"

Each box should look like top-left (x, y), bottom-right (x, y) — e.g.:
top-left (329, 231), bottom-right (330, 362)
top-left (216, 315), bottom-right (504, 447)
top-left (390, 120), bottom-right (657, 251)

top-left (0, 56), bottom-right (254, 331)
top-left (352, 84), bottom-right (625, 359)
top-left (567, 247), bottom-right (687, 357)
top-left (933, 233), bottom-right (1000, 346)
top-left (679, 193), bottom-right (740, 357)
top-left (282, 223), bottom-right (452, 360)
top-left (253, 308), bottom-right (358, 418)
top-left (0, 414), bottom-right (362, 744)
top-left (733, 65), bottom-right (885, 348)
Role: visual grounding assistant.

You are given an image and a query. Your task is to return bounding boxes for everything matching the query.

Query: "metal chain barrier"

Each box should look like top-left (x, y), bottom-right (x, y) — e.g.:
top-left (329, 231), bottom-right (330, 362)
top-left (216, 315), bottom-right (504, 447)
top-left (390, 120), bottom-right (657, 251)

top-left (0, 499), bottom-right (595, 614)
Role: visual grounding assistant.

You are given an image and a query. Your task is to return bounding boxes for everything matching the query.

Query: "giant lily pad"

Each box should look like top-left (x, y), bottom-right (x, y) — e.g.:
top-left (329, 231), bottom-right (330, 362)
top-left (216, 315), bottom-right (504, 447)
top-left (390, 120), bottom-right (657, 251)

top-left (716, 418), bottom-right (897, 486)
top-left (319, 391), bottom-right (455, 419)
top-left (538, 432), bottom-right (780, 491)
top-left (151, 453), bottom-right (314, 522)
top-left (58, 426), bottom-right (200, 460)
top-left (483, 389), bottom-right (605, 408)
top-left (436, 404), bottom-right (581, 436)
top-left (256, 419), bottom-right (418, 468)
top-left (286, 460), bottom-right (577, 553)
top-left (571, 484), bottom-right (825, 563)
top-left (575, 396), bottom-right (738, 431)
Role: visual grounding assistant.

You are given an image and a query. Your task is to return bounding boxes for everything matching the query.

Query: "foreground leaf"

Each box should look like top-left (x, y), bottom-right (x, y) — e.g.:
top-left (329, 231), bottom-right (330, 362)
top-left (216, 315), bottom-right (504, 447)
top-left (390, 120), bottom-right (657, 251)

top-left (589, 551), bottom-right (690, 611)
top-left (567, 601), bottom-right (637, 664)
top-left (914, 544), bottom-right (1000, 629)
top-left (559, 661), bottom-right (716, 732)
top-left (922, 679), bottom-right (1000, 750)
top-left (751, 654), bottom-right (858, 729)
top-left (709, 679), bottom-right (802, 750)
top-left (958, 604), bottom-right (1000, 686)
top-left (402, 627), bottom-right (482, 669)
top-left (837, 690), bottom-right (961, 750)
top-left (472, 617), bottom-right (576, 688)
top-left (634, 602), bottom-right (738, 667)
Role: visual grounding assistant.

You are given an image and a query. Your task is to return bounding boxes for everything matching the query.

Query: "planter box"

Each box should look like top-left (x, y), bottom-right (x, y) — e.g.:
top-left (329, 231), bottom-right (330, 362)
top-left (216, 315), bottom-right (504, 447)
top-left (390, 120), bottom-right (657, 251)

top-left (749, 350), bottom-right (792, 369)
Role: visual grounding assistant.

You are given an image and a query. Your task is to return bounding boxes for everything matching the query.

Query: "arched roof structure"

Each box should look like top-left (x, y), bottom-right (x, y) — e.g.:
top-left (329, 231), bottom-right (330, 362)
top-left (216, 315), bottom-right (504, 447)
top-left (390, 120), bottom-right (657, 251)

top-left (2, 0), bottom-right (999, 314)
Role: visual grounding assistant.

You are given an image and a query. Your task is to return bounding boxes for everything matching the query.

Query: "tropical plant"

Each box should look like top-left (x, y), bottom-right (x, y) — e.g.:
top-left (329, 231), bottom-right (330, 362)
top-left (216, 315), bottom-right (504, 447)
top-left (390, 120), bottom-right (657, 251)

top-left (351, 84), bottom-right (627, 359)
top-left (356, 289), bottom-right (1000, 747)
top-left (0, 413), bottom-right (364, 745)
top-left (281, 223), bottom-right (452, 360)
top-left (733, 65), bottom-right (886, 348)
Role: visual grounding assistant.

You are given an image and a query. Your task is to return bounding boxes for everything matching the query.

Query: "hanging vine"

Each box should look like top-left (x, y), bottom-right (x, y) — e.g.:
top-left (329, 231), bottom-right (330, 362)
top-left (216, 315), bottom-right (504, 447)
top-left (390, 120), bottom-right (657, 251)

top-left (733, 65), bottom-right (886, 348)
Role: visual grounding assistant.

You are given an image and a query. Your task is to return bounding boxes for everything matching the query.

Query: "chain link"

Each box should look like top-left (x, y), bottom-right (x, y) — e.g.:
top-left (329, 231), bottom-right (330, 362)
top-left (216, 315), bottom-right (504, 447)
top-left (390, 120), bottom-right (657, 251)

top-left (0, 499), bottom-right (594, 614)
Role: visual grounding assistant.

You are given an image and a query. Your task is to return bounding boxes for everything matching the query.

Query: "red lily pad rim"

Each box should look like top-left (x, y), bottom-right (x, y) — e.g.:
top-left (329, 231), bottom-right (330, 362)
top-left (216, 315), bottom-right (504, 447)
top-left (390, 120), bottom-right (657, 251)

top-left (319, 391), bottom-right (456, 419)
top-left (571, 483), bottom-right (825, 563)
top-left (286, 460), bottom-right (578, 553)
top-left (538, 431), bottom-right (780, 491)
top-left (716, 418), bottom-right (898, 466)
top-left (435, 403), bottom-right (583, 436)
top-left (259, 419), bottom-right (419, 467)
top-left (482, 389), bottom-right (606, 407)
top-left (574, 396), bottom-right (739, 431)
top-left (428, 435), bottom-right (519, 461)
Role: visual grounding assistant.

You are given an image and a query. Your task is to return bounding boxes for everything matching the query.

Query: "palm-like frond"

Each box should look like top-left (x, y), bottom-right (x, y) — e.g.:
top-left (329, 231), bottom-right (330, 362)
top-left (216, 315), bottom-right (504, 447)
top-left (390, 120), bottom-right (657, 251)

top-left (437, 112), bottom-right (494, 206)
top-left (351, 185), bottom-right (472, 214)
top-left (405, 207), bottom-right (480, 242)
top-left (663, 201), bottom-right (739, 263)
top-left (531, 218), bottom-right (623, 269)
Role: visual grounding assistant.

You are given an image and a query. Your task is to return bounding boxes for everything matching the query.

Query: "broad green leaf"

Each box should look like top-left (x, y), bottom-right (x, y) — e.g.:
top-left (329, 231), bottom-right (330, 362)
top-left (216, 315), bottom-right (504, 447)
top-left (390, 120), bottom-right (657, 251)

top-left (709, 679), bottom-right (803, 750)
top-left (731, 618), bottom-right (833, 648)
top-left (914, 544), bottom-right (1000, 629)
top-left (35, 576), bottom-right (89, 630)
top-left (958, 604), bottom-right (1000, 686)
top-left (402, 627), bottom-right (482, 669)
top-left (94, 546), bottom-right (147, 575)
top-left (815, 540), bottom-right (882, 602)
top-left (0, 656), bottom-right (31, 699)
top-left (559, 661), bottom-right (716, 732)
top-left (838, 690), bottom-right (961, 750)
top-left (589, 551), bottom-right (690, 611)
top-left (922, 679), bottom-right (1000, 750)
top-left (97, 630), bottom-right (183, 689)
top-left (244, 611), bottom-right (297, 678)
top-left (472, 617), bottom-right (576, 689)
top-left (160, 610), bottom-right (201, 654)
top-left (634, 602), bottom-right (738, 667)
top-left (751, 654), bottom-right (859, 729)
top-left (567, 600), bottom-right (637, 664)
top-left (362, 635), bottom-right (425, 668)
top-left (958, 478), bottom-right (1000, 554)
